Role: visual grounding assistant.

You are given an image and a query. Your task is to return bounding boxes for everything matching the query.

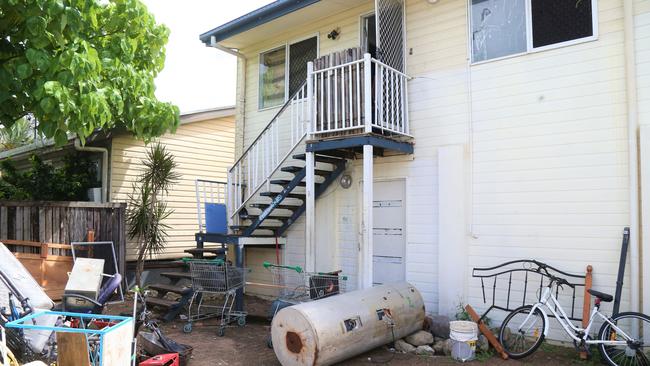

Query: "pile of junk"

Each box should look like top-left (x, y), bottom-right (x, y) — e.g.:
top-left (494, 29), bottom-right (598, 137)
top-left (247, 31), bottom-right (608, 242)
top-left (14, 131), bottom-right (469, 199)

top-left (0, 241), bottom-right (190, 366)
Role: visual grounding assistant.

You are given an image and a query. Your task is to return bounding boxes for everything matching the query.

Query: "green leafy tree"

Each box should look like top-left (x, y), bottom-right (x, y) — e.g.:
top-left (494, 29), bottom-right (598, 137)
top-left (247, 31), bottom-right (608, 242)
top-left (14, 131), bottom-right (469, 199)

top-left (0, 116), bottom-right (35, 151)
top-left (0, 0), bottom-right (179, 145)
top-left (0, 152), bottom-right (98, 200)
top-left (126, 143), bottom-right (179, 287)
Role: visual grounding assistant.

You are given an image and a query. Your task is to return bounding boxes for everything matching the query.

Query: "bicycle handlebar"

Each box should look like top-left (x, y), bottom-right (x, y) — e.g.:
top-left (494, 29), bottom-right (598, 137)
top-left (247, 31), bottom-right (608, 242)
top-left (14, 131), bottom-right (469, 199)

top-left (531, 260), bottom-right (574, 288)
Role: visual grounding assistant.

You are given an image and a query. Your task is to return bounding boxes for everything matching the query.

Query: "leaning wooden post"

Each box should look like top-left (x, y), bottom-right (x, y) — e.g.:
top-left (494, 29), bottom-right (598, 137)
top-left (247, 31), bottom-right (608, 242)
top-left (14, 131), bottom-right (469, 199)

top-left (465, 304), bottom-right (508, 360)
top-left (580, 265), bottom-right (593, 360)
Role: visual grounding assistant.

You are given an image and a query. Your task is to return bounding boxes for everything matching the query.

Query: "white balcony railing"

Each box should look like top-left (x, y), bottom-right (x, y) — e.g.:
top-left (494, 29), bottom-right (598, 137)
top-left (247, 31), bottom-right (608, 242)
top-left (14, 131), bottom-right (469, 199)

top-left (310, 53), bottom-right (411, 137)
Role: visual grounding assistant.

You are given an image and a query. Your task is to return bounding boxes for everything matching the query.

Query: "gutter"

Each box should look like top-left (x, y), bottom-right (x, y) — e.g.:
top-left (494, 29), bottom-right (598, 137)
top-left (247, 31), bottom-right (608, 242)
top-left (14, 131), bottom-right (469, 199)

top-left (199, 0), bottom-right (321, 45)
top-left (74, 139), bottom-right (109, 203)
top-left (208, 36), bottom-right (247, 158)
top-left (623, 0), bottom-right (640, 315)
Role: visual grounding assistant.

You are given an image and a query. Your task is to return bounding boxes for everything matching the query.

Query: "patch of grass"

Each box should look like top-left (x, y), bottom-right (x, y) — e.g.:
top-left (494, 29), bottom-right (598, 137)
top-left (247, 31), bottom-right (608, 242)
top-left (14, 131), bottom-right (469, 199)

top-left (474, 349), bottom-right (494, 362)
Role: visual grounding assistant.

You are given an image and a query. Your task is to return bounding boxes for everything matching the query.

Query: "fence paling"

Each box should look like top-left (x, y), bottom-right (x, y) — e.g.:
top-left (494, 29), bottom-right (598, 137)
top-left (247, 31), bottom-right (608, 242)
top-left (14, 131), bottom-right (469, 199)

top-left (0, 201), bottom-right (126, 285)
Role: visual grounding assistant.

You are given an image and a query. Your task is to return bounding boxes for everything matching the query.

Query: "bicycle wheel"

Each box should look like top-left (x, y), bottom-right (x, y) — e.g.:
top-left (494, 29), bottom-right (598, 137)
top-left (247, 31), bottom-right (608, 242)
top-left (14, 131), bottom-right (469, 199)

top-left (499, 305), bottom-right (546, 359)
top-left (598, 312), bottom-right (650, 366)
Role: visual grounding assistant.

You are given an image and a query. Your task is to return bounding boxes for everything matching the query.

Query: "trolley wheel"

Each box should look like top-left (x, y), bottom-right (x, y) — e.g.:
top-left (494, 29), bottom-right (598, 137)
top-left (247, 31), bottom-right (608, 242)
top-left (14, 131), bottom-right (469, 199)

top-left (266, 335), bottom-right (273, 349)
top-left (237, 316), bottom-right (246, 327)
top-left (183, 323), bottom-right (192, 333)
top-left (217, 327), bottom-right (225, 337)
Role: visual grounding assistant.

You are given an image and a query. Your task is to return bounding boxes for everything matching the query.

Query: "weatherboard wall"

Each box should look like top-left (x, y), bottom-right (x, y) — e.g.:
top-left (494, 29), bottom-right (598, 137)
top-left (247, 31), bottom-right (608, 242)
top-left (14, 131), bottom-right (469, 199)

top-left (231, 0), bottom-right (636, 328)
top-left (110, 115), bottom-right (235, 260)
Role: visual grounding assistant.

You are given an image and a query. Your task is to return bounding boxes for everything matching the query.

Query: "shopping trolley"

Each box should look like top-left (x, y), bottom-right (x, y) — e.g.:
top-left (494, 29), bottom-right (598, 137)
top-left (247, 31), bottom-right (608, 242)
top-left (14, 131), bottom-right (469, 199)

top-left (183, 260), bottom-right (247, 337)
top-left (263, 261), bottom-right (347, 347)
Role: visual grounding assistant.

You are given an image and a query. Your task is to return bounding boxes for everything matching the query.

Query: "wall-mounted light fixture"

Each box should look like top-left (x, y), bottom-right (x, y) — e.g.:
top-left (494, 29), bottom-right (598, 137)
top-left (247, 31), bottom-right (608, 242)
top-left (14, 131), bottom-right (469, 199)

top-left (339, 174), bottom-right (352, 189)
top-left (327, 28), bottom-right (341, 40)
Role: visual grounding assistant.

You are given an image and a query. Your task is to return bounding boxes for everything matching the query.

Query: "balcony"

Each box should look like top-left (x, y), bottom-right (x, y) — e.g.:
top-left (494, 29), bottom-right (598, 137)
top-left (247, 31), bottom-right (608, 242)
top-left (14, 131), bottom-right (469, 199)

top-left (310, 49), bottom-right (411, 139)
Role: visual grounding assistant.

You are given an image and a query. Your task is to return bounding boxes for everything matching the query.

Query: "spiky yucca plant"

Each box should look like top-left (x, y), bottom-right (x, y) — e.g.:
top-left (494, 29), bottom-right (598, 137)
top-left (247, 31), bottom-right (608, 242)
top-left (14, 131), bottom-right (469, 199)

top-left (127, 142), bottom-right (180, 287)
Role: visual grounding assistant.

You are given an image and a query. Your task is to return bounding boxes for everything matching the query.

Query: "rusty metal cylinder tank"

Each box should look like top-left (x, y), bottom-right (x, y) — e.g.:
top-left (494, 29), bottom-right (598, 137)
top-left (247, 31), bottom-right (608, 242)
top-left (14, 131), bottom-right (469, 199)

top-left (271, 282), bottom-right (425, 366)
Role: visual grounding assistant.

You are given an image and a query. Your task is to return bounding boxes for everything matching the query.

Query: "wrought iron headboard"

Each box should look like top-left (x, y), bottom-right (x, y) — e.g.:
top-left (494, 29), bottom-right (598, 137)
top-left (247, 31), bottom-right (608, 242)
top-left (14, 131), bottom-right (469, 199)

top-left (472, 259), bottom-right (587, 323)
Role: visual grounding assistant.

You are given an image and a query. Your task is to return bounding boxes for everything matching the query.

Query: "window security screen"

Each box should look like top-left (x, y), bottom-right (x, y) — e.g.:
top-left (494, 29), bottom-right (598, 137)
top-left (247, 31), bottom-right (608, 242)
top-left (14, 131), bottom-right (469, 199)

top-left (288, 37), bottom-right (317, 97)
top-left (531, 0), bottom-right (594, 48)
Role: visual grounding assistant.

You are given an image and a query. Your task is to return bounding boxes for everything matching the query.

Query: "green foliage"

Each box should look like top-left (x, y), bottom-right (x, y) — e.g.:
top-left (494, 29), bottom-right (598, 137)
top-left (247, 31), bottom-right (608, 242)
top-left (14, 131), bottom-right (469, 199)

top-left (455, 302), bottom-right (491, 326)
top-left (0, 0), bottom-right (180, 145)
top-left (0, 153), bottom-right (98, 200)
top-left (126, 142), bottom-right (179, 286)
top-left (0, 116), bottom-right (34, 151)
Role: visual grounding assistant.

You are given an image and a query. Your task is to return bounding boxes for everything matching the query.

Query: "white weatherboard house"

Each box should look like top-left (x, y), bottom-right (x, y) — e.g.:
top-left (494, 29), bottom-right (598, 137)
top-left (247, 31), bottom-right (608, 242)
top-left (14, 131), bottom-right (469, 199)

top-left (199, 0), bottom-right (650, 336)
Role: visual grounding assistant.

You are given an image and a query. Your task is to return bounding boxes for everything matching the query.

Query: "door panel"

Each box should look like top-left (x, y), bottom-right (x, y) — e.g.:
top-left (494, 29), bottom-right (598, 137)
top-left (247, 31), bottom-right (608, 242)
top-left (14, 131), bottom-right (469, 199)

top-left (372, 179), bottom-right (406, 285)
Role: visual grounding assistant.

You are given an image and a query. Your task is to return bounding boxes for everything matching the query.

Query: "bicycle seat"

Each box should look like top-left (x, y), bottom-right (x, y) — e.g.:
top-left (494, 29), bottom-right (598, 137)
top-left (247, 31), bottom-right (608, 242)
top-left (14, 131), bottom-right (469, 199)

top-left (588, 289), bottom-right (613, 302)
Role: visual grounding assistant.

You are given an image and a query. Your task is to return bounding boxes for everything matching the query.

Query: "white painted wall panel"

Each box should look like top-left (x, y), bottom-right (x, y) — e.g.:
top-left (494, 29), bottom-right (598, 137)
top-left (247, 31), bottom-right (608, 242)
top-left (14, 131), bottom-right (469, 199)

top-left (229, 0), bottom-right (635, 331)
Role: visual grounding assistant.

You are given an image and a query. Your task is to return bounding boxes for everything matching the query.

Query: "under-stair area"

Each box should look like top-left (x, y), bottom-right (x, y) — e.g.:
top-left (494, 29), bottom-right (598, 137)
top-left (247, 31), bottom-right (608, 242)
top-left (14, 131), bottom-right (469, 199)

top-left (145, 246), bottom-right (227, 321)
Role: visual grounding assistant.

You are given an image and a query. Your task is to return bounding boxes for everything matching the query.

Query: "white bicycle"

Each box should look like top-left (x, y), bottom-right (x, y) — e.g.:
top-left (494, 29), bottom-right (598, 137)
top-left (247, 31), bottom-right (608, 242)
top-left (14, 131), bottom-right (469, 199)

top-left (499, 261), bottom-right (649, 366)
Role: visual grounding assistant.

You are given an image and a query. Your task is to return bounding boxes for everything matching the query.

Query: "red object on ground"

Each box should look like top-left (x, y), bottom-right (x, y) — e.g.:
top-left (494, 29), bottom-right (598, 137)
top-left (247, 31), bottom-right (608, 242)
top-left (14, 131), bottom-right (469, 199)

top-left (139, 353), bottom-right (180, 366)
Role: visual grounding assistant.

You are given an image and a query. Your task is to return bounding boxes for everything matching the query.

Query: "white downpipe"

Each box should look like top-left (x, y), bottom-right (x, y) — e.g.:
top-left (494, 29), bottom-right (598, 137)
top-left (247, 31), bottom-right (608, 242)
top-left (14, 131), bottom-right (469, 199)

top-left (623, 0), bottom-right (640, 315)
top-left (74, 139), bottom-right (108, 202)
top-left (208, 36), bottom-right (246, 227)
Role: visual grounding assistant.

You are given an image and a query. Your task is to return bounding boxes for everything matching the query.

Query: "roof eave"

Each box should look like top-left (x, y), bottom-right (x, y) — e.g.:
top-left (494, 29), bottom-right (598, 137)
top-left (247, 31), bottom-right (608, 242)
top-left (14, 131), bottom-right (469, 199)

top-left (199, 0), bottom-right (321, 46)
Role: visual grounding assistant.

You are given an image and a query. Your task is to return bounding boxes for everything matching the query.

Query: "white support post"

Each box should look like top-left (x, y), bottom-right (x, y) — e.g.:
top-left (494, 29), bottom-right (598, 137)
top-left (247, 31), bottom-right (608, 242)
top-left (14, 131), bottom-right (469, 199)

top-left (361, 144), bottom-right (374, 289)
top-left (307, 61), bottom-right (314, 138)
top-left (305, 151), bottom-right (316, 273)
top-left (363, 53), bottom-right (373, 133)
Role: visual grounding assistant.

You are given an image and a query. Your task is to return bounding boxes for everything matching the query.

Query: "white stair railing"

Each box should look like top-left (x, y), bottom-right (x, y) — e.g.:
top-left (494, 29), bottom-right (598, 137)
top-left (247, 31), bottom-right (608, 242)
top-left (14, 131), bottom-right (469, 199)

top-left (228, 83), bottom-right (310, 221)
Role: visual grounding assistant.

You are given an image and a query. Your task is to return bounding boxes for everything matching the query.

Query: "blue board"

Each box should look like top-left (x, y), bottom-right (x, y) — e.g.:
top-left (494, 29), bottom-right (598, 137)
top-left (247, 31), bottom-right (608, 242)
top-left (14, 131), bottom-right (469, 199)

top-left (205, 203), bottom-right (228, 234)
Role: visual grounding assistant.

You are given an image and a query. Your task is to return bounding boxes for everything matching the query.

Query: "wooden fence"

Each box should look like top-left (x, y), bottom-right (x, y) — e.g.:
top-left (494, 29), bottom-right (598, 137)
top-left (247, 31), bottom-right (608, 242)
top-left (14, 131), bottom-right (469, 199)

top-left (0, 201), bottom-right (127, 281)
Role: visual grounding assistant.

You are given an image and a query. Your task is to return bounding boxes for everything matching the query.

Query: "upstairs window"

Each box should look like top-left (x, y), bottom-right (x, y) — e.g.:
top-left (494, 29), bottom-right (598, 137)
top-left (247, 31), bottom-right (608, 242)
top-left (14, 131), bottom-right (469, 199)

top-left (259, 46), bottom-right (286, 109)
top-left (259, 36), bottom-right (318, 109)
top-left (470, 0), bottom-right (597, 63)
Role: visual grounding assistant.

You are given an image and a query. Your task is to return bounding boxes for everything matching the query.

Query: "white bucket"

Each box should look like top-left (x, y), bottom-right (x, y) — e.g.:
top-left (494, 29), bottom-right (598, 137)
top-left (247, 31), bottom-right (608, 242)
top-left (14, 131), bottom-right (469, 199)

top-left (449, 320), bottom-right (478, 362)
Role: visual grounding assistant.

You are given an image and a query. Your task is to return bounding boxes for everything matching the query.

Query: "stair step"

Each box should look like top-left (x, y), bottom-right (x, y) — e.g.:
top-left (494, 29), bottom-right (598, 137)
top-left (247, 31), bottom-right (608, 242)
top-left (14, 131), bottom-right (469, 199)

top-left (145, 296), bottom-right (180, 309)
top-left (293, 153), bottom-right (346, 164)
top-left (249, 203), bottom-right (301, 210)
top-left (260, 192), bottom-right (305, 200)
top-left (160, 272), bottom-right (192, 281)
top-left (240, 213), bottom-right (290, 221)
top-left (270, 179), bottom-right (324, 187)
top-left (280, 166), bottom-right (332, 176)
top-left (184, 247), bottom-right (226, 256)
top-left (148, 283), bottom-right (192, 295)
top-left (230, 224), bottom-right (280, 231)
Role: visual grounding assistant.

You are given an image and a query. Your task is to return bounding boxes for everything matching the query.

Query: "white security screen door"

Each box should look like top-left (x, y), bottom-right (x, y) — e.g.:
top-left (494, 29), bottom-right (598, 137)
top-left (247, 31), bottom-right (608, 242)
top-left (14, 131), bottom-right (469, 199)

top-left (372, 179), bottom-right (406, 285)
top-left (375, 0), bottom-right (405, 72)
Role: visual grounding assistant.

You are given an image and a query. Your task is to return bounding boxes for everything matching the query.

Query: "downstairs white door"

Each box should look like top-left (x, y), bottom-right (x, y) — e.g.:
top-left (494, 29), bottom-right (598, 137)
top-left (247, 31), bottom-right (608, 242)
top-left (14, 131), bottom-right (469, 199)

top-left (372, 179), bottom-right (406, 285)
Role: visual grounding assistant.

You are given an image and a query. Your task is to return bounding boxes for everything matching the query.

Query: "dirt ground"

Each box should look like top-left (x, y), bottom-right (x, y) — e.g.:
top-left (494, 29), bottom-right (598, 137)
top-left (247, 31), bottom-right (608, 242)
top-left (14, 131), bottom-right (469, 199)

top-left (107, 296), bottom-right (602, 366)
